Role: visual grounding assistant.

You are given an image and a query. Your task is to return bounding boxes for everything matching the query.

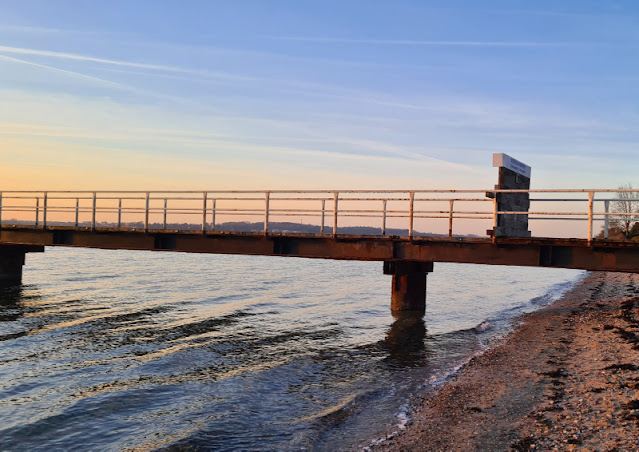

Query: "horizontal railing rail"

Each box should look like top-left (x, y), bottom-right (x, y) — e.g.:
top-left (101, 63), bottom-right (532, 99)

top-left (0, 189), bottom-right (638, 242)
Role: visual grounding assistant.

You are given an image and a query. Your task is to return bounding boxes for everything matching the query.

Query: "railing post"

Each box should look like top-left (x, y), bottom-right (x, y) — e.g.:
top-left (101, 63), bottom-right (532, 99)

top-left (333, 192), bottom-right (339, 236)
top-left (320, 199), bottom-right (325, 234)
top-left (117, 198), bottom-right (122, 229)
top-left (604, 200), bottom-right (610, 239)
top-left (43, 192), bottom-right (48, 229)
top-left (202, 192), bottom-right (208, 233)
top-left (408, 192), bottom-right (414, 238)
top-left (492, 195), bottom-right (498, 242)
top-left (264, 192), bottom-right (270, 235)
top-left (382, 199), bottom-right (387, 236)
top-left (448, 199), bottom-right (455, 237)
top-left (92, 192), bottom-right (97, 231)
top-left (75, 198), bottom-right (80, 227)
top-left (35, 197), bottom-right (40, 227)
top-left (211, 199), bottom-right (216, 232)
top-left (0, 192), bottom-right (3, 227)
top-left (587, 191), bottom-right (594, 245)
top-left (163, 198), bottom-right (168, 230)
top-left (144, 192), bottom-right (150, 233)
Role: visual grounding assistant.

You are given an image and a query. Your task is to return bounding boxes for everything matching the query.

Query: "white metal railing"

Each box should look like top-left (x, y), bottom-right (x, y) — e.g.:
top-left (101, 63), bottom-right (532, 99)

top-left (0, 189), bottom-right (637, 242)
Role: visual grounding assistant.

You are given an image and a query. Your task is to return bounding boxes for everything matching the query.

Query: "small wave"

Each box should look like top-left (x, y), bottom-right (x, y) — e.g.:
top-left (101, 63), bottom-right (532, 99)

top-left (63, 274), bottom-right (119, 282)
top-left (396, 403), bottom-right (410, 430)
top-left (473, 321), bottom-right (492, 333)
top-left (362, 401), bottom-right (412, 451)
top-left (292, 393), bottom-right (358, 423)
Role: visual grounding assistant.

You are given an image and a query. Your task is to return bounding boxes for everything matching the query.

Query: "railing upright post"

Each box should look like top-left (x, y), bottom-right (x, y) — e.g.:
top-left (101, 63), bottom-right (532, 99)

top-left (43, 192), bottom-right (48, 229)
top-left (587, 191), bottom-right (594, 245)
top-left (92, 192), bottom-right (97, 231)
top-left (408, 192), bottom-right (414, 238)
top-left (211, 199), bottom-right (216, 231)
top-left (75, 198), bottom-right (79, 227)
top-left (202, 192), bottom-right (208, 233)
top-left (117, 198), bottom-right (122, 229)
top-left (0, 192), bottom-right (3, 227)
top-left (163, 198), bottom-right (168, 230)
top-left (35, 197), bottom-right (39, 227)
top-left (382, 199), bottom-right (387, 236)
top-left (144, 192), bottom-right (149, 233)
top-left (448, 199), bottom-right (455, 237)
top-left (604, 200), bottom-right (610, 239)
top-left (264, 192), bottom-right (270, 235)
top-left (333, 192), bottom-right (339, 236)
top-left (320, 199), bottom-right (325, 234)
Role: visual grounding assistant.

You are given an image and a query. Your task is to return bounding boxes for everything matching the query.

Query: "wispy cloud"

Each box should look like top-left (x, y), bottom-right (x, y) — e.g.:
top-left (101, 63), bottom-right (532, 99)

top-left (0, 44), bottom-right (190, 72)
top-left (0, 45), bottom-right (254, 82)
top-left (0, 54), bottom-right (122, 87)
top-left (264, 36), bottom-right (579, 47)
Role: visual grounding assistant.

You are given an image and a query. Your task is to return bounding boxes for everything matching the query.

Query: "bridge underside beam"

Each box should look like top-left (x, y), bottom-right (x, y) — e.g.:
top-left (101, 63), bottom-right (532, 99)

top-left (2, 227), bottom-right (639, 273)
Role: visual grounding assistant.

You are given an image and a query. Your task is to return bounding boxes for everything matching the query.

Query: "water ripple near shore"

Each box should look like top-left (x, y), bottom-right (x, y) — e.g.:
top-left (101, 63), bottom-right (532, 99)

top-left (0, 248), bottom-right (583, 450)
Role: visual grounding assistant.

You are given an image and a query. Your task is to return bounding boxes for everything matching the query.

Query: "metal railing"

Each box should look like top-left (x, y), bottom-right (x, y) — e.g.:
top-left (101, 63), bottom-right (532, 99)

top-left (0, 189), bottom-right (637, 242)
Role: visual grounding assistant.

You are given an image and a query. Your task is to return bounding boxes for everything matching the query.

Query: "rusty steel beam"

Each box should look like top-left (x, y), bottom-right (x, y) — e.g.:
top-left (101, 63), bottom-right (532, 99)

top-left (2, 226), bottom-right (639, 273)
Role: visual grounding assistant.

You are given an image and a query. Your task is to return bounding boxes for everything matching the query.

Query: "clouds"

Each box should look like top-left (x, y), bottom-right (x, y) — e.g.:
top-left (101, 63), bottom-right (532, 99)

top-left (264, 36), bottom-right (577, 47)
top-left (1, 2), bottom-right (638, 192)
top-left (0, 53), bottom-right (122, 86)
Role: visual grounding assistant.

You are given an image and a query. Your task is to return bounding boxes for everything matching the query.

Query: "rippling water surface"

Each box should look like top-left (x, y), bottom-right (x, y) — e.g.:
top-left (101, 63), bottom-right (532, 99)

top-left (0, 248), bottom-right (583, 450)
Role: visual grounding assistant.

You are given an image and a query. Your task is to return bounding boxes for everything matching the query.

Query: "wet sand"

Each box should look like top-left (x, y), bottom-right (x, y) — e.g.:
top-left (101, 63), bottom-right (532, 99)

top-left (376, 272), bottom-right (639, 451)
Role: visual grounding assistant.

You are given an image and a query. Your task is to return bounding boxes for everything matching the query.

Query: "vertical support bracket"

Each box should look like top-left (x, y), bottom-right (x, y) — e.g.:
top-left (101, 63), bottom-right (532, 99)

top-left (211, 199), bottom-right (216, 232)
top-left (117, 198), bottom-right (122, 229)
top-left (382, 199), bottom-right (387, 236)
top-left (43, 192), bottom-right (48, 229)
top-left (604, 200), bottom-right (610, 239)
top-left (448, 199), bottom-right (454, 237)
top-left (264, 191), bottom-right (270, 235)
top-left (144, 192), bottom-right (149, 233)
top-left (92, 192), bottom-right (97, 231)
top-left (408, 192), bottom-right (414, 238)
top-left (587, 191), bottom-right (594, 245)
top-left (163, 198), bottom-right (168, 230)
top-left (35, 197), bottom-right (40, 227)
top-left (333, 192), bottom-right (339, 236)
top-left (202, 192), bottom-right (208, 233)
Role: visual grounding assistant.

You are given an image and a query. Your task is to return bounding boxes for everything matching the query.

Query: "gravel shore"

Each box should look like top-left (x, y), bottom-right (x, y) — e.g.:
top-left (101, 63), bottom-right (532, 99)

top-left (375, 271), bottom-right (639, 451)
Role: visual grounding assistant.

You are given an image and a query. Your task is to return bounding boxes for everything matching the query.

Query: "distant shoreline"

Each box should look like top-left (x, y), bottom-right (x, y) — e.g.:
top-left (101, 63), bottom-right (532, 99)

top-left (375, 271), bottom-right (639, 451)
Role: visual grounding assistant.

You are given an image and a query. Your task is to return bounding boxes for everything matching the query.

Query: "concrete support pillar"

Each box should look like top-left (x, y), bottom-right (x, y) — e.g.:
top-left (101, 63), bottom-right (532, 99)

top-left (384, 261), bottom-right (433, 313)
top-left (0, 245), bottom-right (43, 287)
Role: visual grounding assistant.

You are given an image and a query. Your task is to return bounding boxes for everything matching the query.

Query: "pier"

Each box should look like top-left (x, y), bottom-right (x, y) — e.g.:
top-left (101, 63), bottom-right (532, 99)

top-left (2, 154), bottom-right (639, 312)
top-left (2, 191), bottom-right (639, 312)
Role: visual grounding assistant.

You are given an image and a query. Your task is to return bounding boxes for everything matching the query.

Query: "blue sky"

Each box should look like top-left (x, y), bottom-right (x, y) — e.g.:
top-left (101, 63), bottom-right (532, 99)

top-left (1, 1), bottom-right (638, 190)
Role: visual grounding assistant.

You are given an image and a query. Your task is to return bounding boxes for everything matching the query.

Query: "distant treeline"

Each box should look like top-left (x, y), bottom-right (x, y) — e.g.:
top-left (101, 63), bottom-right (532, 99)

top-left (3, 219), bottom-right (479, 237)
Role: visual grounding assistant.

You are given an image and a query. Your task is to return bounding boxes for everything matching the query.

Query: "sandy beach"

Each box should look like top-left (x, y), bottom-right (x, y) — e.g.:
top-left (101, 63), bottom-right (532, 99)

top-left (375, 271), bottom-right (639, 451)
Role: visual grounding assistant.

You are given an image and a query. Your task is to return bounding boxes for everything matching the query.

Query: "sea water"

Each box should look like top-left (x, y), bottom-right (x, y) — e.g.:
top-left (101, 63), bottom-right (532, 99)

top-left (0, 247), bottom-right (583, 450)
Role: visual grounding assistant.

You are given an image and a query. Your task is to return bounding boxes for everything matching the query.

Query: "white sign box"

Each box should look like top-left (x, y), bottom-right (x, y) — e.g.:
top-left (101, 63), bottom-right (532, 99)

top-left (493, 153), bottom-right (531, 178)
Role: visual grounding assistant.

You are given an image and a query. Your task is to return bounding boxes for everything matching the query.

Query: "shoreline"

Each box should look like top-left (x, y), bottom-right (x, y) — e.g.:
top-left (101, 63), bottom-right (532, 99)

top-left (374, 271), bottom-right (639, 451)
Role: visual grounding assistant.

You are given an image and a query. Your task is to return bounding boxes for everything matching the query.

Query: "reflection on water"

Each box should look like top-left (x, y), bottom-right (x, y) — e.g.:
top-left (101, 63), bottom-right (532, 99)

top-left (0, 248), bottom-right (583, 450)
top-left (381, 311), bottom-right (427, 369)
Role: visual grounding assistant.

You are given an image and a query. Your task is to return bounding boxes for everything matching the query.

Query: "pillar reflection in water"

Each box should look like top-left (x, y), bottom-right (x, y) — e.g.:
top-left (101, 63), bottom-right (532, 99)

top-left (380, 310), bottom-right (428, 369)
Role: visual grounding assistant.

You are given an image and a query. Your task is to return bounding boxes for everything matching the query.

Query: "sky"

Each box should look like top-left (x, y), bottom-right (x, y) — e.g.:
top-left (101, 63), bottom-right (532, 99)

top-left (1, 0), bottom-right (639, 191)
